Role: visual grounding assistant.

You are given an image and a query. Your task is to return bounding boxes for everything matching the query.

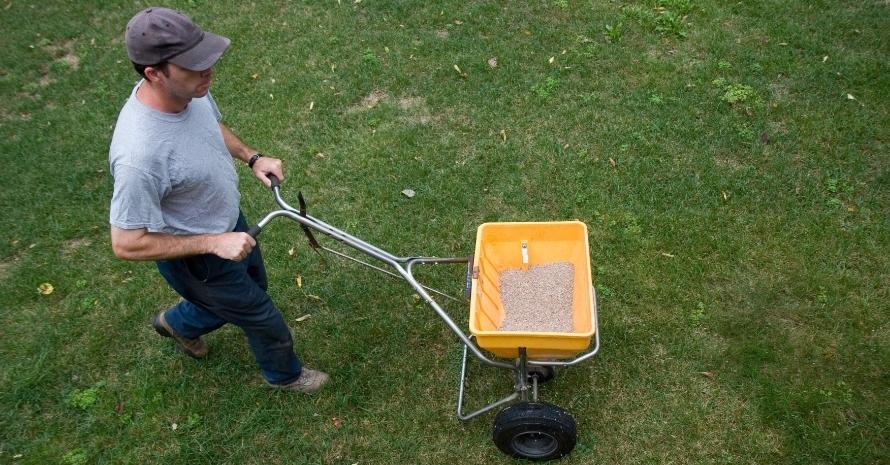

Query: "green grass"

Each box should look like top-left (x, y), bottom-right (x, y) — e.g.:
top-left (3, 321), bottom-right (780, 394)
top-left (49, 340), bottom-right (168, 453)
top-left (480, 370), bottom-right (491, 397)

top-left (1, 1), bottom-right (888, 464)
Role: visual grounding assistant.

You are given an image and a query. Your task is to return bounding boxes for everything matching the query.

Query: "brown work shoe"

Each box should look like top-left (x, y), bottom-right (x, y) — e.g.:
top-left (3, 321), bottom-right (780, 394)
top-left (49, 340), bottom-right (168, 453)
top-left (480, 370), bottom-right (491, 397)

top-left (152, 311), bottom-right (208, 359)
top-left (267, 368), bottom-right (330, 394)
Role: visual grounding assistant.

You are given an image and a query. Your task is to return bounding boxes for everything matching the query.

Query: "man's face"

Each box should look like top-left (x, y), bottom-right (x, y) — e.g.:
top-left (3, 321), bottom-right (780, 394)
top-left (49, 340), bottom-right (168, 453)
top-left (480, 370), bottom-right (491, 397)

top-left (155, 63), bottom-right (214, 101)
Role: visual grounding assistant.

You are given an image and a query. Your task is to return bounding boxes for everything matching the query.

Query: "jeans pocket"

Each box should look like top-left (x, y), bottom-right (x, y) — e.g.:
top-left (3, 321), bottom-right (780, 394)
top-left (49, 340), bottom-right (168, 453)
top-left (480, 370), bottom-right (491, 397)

top-left (184, 254), bottom-right (216, 282)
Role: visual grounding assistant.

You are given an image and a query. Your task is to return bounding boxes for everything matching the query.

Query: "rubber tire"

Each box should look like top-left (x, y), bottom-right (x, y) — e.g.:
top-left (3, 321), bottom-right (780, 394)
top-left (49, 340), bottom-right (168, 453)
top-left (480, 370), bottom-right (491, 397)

top-left (492, 402), bottom-right (577, 461)
top-left (526, 365), bottom-right (556, 383)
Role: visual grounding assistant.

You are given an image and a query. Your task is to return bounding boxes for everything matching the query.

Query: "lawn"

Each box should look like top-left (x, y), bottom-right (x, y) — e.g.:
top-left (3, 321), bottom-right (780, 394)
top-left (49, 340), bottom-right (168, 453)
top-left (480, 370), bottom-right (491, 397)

top-left (1, 0), bottom-right (888, 464)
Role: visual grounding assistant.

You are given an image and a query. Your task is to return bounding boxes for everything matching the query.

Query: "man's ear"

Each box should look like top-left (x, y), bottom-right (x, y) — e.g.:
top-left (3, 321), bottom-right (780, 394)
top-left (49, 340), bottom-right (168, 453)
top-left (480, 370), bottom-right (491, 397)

top-left (143, 65), bottom-right (167, 84)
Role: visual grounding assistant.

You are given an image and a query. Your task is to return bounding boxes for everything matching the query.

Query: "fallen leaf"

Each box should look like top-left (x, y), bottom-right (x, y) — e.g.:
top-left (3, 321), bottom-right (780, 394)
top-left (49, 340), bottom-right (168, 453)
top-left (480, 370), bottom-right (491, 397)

top-left (453, 64), bottom-right (463, 76)
top-left (296, 314), bottom-right (312, 322)
top-left (661, 252), bottom-right (675, 258)
top-left (700, 371), bottom-right (716, 379)
top-left (115, 400), bottom-right (124, 414)
top-left (288, 247), bottom-right (295, 256)
top-left (37, 283), bottom-right (54, 295)
top-left (487, 57), bottom-right (497, 68)
top-left (296, 275), bottom-right (302, 288)
top-left (548, 56), bottom-right (555, 64)
top-left (499, 129), bottom-right (506, 142)
top-left (305, 294), bottom-right (321, 300)
top-left (384, 46), bottom-right (390, 53)
top-left (454, 20), bottom-right (463, 25)
top-left (846, 93), bottom-right (856, 100)
top-left (722, 191), bottom-right (730, 201)
top-left (171, 423), bottom-right (178, 431)
top-left (608, 157), bottom-right (616, 167)
top-left (401, 188), bottom-right (416, 198)
top-left (332, 417), bottom-right (342, 428)
top-left (13, 454), bottom-right (23, 459)
top-left (251, 73), bottom-right (259, 80)
top-left (309, 101), bottom-right (314, 111)
top-left (822, 55), bottom-right (828, 63)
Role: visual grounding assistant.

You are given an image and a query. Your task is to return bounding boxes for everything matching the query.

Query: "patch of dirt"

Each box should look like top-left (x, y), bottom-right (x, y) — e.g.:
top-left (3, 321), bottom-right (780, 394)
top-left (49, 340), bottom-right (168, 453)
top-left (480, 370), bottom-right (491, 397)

top-left (43, 39), bottom-right (80, 71)
top-left (63, 238), bottom-right (91, 257)
top-left (346, 90), bottom-right (388, 113)
top-left (713, 155), bottom-right (749, 171)
top-left (397, 96), bottom-right (423, 110)
top-left (0, 259), bottom-right (14, 281)
top-left (346, 91), bottom-right (437, 125)
top-left (397, 97), bottom-right (433, 125)
top-left (769, 79), bottom-right (791, 101)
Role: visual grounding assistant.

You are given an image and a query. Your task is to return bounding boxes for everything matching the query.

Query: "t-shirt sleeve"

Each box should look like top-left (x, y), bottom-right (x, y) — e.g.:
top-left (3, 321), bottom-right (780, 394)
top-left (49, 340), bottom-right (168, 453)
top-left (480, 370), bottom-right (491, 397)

top-left (109, 164), bottom-right (168, 232)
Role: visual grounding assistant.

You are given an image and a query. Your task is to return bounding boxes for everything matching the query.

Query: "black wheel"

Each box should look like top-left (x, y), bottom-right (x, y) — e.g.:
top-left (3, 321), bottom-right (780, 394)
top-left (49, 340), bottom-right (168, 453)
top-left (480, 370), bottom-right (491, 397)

top-left (526, 365), bottom-right (556, 383)
top-left (492, 402), bottom-right (577, 461)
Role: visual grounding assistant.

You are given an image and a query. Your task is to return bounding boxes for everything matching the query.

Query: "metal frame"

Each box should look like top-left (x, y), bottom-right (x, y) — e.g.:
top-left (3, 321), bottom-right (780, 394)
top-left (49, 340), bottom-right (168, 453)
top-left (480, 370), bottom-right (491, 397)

top-left (253, 181), bottom-right (600, 421)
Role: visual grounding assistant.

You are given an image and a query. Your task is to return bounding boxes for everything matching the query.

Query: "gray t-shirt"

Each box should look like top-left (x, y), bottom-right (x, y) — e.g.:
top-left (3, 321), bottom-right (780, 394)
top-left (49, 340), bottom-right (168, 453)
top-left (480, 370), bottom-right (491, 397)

top-left (109, 82), bottom-right (240, 235)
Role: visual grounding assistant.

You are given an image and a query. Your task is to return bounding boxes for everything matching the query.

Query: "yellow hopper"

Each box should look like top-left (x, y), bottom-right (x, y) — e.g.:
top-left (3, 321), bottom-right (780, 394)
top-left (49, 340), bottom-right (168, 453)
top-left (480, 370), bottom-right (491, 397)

top-left (469, 221), bottom-right (597, 359)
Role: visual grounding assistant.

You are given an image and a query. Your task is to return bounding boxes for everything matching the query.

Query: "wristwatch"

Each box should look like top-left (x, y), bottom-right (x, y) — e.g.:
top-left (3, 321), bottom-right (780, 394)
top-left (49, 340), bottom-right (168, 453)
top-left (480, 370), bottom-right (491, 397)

top-left (247, 153), bottom-right (264, 168)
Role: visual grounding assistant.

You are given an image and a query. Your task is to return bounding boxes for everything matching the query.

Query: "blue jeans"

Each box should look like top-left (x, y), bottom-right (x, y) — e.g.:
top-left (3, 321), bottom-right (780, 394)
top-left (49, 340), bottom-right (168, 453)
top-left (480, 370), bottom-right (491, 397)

top-left (155, 213), bottom-right (302, 385)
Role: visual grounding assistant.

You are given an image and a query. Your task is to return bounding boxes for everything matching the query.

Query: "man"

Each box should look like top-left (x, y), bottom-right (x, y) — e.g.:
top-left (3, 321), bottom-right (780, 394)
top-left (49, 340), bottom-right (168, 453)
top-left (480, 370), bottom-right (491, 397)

top-left (108, 7), bottom-right (328, 393)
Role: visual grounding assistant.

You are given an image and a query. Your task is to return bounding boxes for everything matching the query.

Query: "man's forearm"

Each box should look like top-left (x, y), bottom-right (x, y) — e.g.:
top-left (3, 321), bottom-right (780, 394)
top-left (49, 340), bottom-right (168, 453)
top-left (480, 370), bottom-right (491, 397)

top-left (111, 228), bottom-right (214, 261)
top-left (219, 123), bottom-right (256, 163)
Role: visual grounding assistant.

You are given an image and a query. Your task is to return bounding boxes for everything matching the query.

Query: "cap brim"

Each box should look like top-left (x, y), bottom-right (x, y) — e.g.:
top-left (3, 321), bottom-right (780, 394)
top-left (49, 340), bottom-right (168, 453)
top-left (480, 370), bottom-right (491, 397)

top-left (168, 31), bottom-right (230, 71)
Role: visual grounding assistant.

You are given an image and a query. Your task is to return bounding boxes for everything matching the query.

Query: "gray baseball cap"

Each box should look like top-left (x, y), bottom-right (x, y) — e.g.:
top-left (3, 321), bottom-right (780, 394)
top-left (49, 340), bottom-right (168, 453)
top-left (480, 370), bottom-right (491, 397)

top-left (126, 7), bottom-right (230, 71)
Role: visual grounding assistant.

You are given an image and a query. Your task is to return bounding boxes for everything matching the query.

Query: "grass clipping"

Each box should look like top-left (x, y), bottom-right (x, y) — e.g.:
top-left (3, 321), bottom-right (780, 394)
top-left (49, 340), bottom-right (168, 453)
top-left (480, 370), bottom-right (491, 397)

top-left (498, 262), bottom-right (575, 333)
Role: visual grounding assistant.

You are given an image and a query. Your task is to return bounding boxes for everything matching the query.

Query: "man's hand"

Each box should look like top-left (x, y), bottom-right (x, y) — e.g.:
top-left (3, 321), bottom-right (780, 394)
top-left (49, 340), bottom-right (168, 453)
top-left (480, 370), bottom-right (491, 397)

top-left (251, 156), bottom-right (284, 188)
top-left (209, 232), bottom-right (256, 261)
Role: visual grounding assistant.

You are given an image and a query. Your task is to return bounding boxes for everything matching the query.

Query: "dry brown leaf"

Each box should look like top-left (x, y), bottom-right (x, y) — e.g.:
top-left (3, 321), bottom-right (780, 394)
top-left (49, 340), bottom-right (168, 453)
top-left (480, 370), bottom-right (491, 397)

top-left (548, 56), bottom-right (555, 64)
top-left (608, 157), bottom-right (616, 167)
top-left (296, 274), bottom-right (303, 288)
top-left (288, 247), bottom-right (295, 256)
top-left (499, 129), bottom-right (507, 142)
top-left (700, 371), bottom-right (716, 379)
top-left (332, 417), bottom-right (342, 428)
top-left (37, 283), bottom-right (54, 295)
top-left (115, 400), bottom-right (124, 414)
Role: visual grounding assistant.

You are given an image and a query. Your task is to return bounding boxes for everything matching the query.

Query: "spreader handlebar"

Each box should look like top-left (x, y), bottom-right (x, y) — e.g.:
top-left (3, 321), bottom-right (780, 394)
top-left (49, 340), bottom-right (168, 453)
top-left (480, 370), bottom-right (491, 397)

top-left (266, 174), bottom-right (281, 189)
top-left (247, 175), bottom-right (282, 238)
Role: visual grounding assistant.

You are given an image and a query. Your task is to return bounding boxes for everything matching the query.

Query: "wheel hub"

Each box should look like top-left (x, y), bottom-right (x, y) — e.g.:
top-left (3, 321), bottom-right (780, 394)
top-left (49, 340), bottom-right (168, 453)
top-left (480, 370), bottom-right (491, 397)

top-left (512, 430), bottom-right (559, 458)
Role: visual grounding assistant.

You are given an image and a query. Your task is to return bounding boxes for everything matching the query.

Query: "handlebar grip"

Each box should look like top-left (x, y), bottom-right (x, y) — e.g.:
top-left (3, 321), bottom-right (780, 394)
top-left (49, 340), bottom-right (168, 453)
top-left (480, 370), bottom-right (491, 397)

top-left (268, 174), bottom-right (280, 188)
top-left (247, 225), bottom-right (262, 238)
